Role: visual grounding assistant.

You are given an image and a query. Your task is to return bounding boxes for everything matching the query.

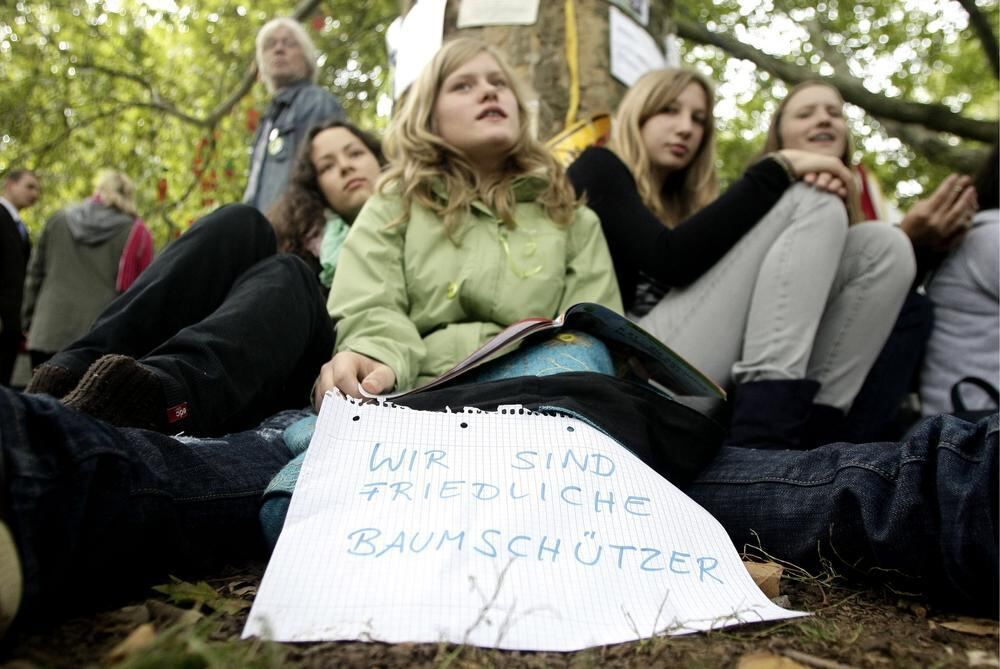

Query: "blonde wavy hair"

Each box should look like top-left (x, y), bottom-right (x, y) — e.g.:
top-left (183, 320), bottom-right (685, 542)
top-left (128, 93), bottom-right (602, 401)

top-left (380, 37), bottom-right (578, 236)
top-left (761, 80), bottom-right (861, 222)
top-left (93, 170), bottom-right (138, 218)
top-left (611, 68), bottom-right (718, 227)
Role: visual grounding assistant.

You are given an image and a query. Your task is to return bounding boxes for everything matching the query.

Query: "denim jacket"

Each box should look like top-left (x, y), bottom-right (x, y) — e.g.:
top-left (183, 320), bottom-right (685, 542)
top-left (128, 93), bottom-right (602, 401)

top-left (244, 81), bottom-right (345, 212)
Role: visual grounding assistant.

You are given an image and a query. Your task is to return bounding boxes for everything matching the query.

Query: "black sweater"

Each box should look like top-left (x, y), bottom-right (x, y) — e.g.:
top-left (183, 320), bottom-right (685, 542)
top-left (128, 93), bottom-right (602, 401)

top-left (567, 147), bottom-right (793, 313)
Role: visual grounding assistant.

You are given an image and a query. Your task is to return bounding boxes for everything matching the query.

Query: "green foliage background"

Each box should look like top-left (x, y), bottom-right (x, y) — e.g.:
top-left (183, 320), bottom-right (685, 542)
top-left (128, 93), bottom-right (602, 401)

top-left (1, 0), bottom-right (395, 246)
top-left (678, 0), bottom-right (999, 195)
top-left (1, 0), bottom-right (996, 247)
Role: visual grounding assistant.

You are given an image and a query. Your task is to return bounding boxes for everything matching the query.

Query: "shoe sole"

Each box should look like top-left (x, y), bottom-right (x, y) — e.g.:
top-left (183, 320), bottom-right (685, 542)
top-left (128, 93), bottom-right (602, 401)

top-left (0, 521), bottom-right (22, 637)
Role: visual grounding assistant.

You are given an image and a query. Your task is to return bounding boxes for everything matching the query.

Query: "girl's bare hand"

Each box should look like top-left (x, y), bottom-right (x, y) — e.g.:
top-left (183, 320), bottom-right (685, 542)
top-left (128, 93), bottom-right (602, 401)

top-left (313, 351), bottom-right (396, 409)
top-left (900, 174), bottom-right (978, 250)
top-left (777, 149), bottom-right (855, 200)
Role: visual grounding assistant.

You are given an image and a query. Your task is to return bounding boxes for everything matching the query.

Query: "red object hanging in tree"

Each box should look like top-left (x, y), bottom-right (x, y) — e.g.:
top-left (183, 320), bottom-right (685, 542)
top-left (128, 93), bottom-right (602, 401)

top-left (247, 108), bottom-right (260, 133)
top-left (224, 159), bottom-right (235, 180)
top-left (157, 178), bottom-right (168, 202)
top-left (312, 15), bottom-right (325, 31)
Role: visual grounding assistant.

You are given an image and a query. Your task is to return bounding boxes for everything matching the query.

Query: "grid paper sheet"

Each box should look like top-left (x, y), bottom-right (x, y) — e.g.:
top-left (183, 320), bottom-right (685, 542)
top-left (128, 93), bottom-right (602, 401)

top-left (243, 394), bottom-right (805, 651)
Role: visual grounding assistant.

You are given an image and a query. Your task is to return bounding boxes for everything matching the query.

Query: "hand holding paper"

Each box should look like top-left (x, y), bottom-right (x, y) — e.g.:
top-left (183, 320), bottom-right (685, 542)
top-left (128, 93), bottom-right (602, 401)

top-left (314, 352), bottom-right (396, 407)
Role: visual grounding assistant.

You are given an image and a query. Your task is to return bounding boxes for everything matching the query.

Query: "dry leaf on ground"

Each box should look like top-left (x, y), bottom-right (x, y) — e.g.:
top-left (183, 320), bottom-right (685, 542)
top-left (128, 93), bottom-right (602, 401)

top-left (937, 618), bottom-right (999, 637)
top-left (105, 623), bottom-right (156, 664)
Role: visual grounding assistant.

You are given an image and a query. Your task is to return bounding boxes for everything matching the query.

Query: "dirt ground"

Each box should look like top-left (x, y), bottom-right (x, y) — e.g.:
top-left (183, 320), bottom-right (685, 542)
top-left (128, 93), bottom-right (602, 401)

top-left (0, 560), bottom-right (996, 669)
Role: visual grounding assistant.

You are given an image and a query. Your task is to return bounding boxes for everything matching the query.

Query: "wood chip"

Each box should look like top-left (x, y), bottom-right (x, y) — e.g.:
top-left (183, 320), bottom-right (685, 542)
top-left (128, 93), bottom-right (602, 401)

top-left (737, 651), bottom-right (807, 669)
top-left (781, 649), bottom-right (858, 669)
top-left (967, 650), bottom-right (1000, 667)
top-left (744, 561), bottom-right (784, 599)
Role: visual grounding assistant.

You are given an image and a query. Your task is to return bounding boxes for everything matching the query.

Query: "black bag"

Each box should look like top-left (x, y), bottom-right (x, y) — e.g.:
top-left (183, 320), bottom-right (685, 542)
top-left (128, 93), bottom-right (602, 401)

top-left (396, 371), bottom-right (724, 486)
top-left (950, 376), bottom-right (1000, 422)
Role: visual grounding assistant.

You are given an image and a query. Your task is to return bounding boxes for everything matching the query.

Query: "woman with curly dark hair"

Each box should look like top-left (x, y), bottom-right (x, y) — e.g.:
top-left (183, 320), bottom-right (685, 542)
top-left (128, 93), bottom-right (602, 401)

top-left (25, 119), bottom-right (385, 437)
top-left (269, 118), bottom-right (385, 284)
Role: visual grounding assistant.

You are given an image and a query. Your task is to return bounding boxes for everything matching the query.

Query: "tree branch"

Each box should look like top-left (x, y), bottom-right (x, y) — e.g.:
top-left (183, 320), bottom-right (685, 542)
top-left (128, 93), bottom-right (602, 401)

top-left (953, 0), bottom-right (1000, 78)
top-left (873, 117), bottom-right (989, 174)
top-left (676, 14), bottom-right (999, 143)
top-left (77, 62), bottom-right (159, 100)
top-left (804, 18), bottom-right (987, 172)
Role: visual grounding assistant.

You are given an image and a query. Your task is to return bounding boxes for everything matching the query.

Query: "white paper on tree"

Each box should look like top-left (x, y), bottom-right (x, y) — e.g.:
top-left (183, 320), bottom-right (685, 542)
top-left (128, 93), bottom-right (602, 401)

top-left (390, 0), bottom-right (447, 99)
top-left (609, 5), bottom-right (666, 87)
top-left (457, 0), bottom-right (540, 28)
top-left (610, 0), bottom-right (650, 26)
top-left (244, 394), bottom-right (805, 651)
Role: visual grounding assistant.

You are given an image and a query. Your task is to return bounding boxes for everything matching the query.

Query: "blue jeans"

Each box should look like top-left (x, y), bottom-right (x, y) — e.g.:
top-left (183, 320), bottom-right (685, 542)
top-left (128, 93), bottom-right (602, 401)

top-left (0, 388), bottom-right (305, 627)
top-left (1, 388), bottom-right (995, 628)
top-left (686, 413), bottom-right (998, 614)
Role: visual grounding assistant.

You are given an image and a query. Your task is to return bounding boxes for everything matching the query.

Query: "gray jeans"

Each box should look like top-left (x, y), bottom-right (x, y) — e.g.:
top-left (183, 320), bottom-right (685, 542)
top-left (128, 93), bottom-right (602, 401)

top-left (638, 183), bottom-right (915, 411)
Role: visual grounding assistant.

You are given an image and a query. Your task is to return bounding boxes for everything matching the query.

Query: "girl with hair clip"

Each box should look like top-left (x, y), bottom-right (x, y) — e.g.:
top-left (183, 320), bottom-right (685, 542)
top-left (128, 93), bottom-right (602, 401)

top-left (568, 68), bottom-right (916, 449)
top-left (26, 119), bottom-right (384, 437)
top-left (312, 37), bottom-right (621, 402)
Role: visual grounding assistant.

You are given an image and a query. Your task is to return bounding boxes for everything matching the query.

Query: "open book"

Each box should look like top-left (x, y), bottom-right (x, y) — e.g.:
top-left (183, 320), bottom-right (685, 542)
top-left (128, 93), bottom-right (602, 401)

top-left (381, 302), bottom-right (724, 401)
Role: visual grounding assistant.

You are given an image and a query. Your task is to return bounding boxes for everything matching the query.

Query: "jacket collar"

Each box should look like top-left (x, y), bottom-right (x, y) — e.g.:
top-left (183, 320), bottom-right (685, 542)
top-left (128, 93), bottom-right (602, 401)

top-left (429, 174), bottom-right (549, 217)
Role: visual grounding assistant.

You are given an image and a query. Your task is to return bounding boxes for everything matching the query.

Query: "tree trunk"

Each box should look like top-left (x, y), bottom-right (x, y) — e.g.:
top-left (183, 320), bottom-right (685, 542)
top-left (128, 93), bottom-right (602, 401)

top-left (440, 0), bottom-right (674, 141)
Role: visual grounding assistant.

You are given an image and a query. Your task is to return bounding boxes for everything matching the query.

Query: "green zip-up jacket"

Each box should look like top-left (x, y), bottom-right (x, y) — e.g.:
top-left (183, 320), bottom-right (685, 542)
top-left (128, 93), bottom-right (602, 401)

top-left (327, 177), bottom-right (623, 391)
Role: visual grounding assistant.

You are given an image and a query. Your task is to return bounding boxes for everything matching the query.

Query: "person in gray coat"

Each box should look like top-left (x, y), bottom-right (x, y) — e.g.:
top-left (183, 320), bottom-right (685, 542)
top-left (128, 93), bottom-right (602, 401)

top-left (22, 171), bottom-right (144, 369)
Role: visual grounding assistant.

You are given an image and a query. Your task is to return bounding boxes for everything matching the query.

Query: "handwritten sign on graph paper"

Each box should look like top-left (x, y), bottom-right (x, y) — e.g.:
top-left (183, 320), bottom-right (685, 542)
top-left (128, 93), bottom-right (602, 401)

top-left (243, 394), bottom-right (805, 651)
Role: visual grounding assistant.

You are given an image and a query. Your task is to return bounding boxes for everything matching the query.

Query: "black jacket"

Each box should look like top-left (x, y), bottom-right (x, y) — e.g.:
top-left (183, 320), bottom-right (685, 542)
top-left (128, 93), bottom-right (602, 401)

top-left (0, 205), bottom-right (30, 335)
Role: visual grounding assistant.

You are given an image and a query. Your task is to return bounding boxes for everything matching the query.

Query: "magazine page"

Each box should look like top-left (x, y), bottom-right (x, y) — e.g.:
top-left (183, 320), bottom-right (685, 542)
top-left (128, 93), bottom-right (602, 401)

top-left (369, 315), bottom-right (566, 400)
top-left (562, 303), bottom-right (725, 399)
top-left (365, 303), bottom-right (722, 402)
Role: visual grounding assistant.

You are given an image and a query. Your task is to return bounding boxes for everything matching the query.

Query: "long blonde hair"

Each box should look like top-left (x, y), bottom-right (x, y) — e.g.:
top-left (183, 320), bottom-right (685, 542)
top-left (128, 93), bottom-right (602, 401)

top-left (93, 170), bottom-right (138, 218)
top-left (380, 37), bottom-right (578, 236)
top-left (611, 68), bottom-right (718, 227)
top-left (762, 80), bottom-right (861, 222)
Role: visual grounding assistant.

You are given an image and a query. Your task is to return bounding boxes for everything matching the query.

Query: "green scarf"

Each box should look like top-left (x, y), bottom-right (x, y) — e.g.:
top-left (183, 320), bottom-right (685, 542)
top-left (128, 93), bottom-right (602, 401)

top-left (318, 210), bottom-right (351, 288)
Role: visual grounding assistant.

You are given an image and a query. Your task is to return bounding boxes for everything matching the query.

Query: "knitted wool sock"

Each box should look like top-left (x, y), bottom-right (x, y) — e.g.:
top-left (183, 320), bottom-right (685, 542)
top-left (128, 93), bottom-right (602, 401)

top-left (24, 363), bottom-right (82, 400)
top-left (62, 355), bottom-right (168, 432)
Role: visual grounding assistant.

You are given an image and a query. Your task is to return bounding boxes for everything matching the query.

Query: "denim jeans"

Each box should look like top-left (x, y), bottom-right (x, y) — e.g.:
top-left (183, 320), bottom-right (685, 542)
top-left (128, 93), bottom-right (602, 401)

top-left (0, 388), bottom-right (305, 627)
top-left (685, 412), bottom-right (998, 614)
top-left (2, 388), bottom-right (995, 630)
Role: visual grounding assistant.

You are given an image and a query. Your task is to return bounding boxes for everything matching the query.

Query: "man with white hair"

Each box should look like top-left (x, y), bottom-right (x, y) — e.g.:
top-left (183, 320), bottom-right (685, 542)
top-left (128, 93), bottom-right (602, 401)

top-left (244, 17), bottom-right (345, 213)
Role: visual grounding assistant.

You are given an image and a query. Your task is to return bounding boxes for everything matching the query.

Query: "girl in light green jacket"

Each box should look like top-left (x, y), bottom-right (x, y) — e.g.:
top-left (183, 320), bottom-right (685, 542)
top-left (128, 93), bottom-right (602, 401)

top-left (313, 38), bottom-right (623, 403)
